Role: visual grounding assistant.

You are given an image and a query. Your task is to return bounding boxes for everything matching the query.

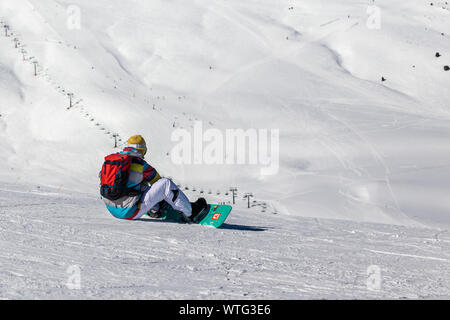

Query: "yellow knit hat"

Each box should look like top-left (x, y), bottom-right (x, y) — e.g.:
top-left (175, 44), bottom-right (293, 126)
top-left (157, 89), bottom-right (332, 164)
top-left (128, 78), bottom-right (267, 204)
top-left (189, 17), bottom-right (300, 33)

top-left (127, 134), bottom-right (147, 156)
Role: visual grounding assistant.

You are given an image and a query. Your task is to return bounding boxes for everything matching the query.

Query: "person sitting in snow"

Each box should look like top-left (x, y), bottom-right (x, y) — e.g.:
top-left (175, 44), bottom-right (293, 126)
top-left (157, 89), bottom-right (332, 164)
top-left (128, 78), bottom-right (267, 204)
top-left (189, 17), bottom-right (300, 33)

top-left (100, 134), bottom-right (207, 221)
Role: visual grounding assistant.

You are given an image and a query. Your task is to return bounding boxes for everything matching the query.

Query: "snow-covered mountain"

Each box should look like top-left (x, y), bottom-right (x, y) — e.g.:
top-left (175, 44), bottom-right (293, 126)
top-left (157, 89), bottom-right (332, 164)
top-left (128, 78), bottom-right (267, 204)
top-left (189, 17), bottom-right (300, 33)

top-left (0, 0), bottom-right (449, 299)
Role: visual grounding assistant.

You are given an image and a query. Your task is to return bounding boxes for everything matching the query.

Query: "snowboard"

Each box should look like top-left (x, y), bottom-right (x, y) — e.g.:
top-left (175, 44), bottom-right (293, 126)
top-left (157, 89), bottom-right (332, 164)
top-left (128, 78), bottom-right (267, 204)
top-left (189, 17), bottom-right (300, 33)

top-left (156, 202), bottom-right (232, 228)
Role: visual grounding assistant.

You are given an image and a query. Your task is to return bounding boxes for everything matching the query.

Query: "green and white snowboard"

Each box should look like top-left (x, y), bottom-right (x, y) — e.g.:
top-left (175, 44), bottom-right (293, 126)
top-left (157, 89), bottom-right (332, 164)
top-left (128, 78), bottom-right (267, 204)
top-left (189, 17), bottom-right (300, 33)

top-left (157, 203), bottom-right (232, 228)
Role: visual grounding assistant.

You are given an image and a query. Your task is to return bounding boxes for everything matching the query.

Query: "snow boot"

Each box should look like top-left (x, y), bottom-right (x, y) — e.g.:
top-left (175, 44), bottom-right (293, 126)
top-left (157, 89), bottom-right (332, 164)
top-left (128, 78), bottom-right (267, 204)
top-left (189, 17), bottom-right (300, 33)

top-left (188, 198), bottom-right (208, 223)
top-left (146, 201), bottom-right (166, 218)
top-left (147, 207), bottom-right (162, 218)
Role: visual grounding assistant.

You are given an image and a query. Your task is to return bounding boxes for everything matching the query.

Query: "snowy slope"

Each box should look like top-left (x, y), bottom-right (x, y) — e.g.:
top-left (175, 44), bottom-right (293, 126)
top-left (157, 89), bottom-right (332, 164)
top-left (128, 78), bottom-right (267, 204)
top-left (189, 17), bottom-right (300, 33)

top-left (1, 0), bottom-right (450, 299)
top-left (1, 183), bottom-right (449, 299)
top-left (1, 0), bottom-right (449, 226)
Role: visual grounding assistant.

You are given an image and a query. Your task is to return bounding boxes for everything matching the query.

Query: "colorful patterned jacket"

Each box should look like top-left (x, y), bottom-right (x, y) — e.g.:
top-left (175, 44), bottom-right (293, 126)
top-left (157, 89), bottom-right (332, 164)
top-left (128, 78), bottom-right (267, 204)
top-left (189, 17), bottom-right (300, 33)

top-left (102, 147), bottom-right (160, 219)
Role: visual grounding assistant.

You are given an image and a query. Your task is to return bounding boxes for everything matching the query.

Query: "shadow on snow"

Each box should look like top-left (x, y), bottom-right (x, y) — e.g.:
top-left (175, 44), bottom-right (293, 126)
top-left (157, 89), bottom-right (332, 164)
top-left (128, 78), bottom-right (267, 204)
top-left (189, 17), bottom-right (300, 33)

top-left (135, 217), bottom-right (270, 232)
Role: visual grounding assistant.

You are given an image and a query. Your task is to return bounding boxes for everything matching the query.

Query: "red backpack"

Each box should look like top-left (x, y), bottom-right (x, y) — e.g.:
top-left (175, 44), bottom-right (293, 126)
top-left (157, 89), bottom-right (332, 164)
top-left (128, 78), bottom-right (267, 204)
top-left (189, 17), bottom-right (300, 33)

top-left (100, 153), bottom-right (139, 200)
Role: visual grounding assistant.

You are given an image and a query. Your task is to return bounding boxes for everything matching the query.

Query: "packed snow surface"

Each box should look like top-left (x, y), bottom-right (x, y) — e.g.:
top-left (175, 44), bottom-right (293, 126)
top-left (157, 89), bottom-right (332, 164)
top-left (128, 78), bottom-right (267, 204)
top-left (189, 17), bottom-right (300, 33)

top-left (0, 0), bottom-right (449, 299)
top-left (1, 183), bottom-right (449, 299)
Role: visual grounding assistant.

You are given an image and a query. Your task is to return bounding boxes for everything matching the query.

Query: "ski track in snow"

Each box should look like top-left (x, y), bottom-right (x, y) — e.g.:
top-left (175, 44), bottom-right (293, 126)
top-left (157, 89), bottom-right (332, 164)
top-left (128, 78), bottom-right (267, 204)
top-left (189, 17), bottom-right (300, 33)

top-left (0, 184), bottom-right (449, 299)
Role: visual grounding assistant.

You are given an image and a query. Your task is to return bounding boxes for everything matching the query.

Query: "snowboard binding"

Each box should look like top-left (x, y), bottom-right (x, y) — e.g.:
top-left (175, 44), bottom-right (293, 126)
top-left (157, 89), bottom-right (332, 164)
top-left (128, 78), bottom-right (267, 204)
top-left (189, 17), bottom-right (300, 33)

top-left (189, 198), bottom-right (209, 223)
top-left (147, 198), bottom-right (209, 223)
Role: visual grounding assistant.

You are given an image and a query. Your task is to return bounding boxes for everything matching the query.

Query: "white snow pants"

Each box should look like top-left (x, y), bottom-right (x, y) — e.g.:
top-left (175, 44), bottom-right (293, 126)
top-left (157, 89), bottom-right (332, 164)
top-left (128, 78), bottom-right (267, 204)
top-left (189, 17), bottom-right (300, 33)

top-left (131, 178), bottom-right (192, 220)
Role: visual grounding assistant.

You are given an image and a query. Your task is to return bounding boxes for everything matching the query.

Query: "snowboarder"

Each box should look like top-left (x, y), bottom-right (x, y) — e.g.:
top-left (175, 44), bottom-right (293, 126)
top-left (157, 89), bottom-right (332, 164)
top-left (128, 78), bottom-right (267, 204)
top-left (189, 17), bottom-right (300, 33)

top-left (100, 134), bottom-right (207, 221)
